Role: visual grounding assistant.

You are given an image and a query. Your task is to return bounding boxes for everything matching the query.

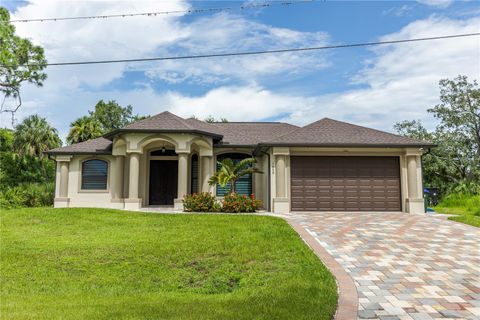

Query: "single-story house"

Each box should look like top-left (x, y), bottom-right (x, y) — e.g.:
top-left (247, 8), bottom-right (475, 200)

top-left (46, 111), bottom-right (435, 213)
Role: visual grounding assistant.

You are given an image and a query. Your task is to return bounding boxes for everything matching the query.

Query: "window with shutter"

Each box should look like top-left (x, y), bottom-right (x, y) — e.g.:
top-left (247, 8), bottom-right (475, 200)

top-left (81, 159), bottom-right (108, 190)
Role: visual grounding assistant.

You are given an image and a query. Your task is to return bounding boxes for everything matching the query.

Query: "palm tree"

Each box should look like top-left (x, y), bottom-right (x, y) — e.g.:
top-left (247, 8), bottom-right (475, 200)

top-left (13, 115), bottom-right (61, 158)
top-left (209, 157), bottom-right (262, 193)
top-left (66, 116), bottom-right (102, 144)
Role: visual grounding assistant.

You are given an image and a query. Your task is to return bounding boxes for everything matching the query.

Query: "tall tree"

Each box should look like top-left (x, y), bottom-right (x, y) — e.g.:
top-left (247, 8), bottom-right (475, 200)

top-left (66, 116), bottom-right (102, 144)
top-left (0, 8), bottom-right (47, 125)
top-left (395, 75), bottom-right (480, 194)
top-left (89, 100), bottom-right (137, 133)
top-left (13, 115), bottom-right (61, 158)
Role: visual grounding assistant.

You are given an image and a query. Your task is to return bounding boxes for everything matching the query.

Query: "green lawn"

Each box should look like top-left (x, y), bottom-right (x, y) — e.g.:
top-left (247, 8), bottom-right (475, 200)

top-left (0, 208), bottom-right (337, 319)
top-left (435, 193), bottom-right (480, 227)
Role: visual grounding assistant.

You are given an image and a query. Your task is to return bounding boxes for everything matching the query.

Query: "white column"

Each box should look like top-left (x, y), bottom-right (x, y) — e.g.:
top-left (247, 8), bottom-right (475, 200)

top-left (113, 155), bottom-right (124, 200)
top-left (272, 147), bottom-right (290, 213)
top-left (59, 161), bottom-right (69, 198)
top-left (201, 155), bottom-right (213, 193)
top-left (177, 153), bottom-right (189, 198)
top-left (125, 152), bottom-right (141, 210)
top-left (407, 156), bottom-right (418, 198)
top-left (54, 156), bottom-right (71, 208)
top-left (406, 154), bottom-right (424, 214)
top-left (275, 155), bottom-right (286, 198)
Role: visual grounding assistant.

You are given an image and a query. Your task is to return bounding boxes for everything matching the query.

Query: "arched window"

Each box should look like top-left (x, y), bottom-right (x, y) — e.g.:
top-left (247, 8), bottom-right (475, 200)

top-left (81, 159), bottom-right (108, 190)
top-left (216, 153), bottom-right (252, 196)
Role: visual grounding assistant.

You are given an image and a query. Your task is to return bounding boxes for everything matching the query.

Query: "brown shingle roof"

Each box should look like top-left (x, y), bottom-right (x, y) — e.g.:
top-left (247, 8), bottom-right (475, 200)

top-left (47, 113), bottom-right (434, 155)
top-left (46, 137), bottom-right (112, 154)
top-left (103, 111), bottom-right (223, 139)
top-left (212, 122), bottom-right (299, 145)
top-left (264, 118), bottom-right (435, 147)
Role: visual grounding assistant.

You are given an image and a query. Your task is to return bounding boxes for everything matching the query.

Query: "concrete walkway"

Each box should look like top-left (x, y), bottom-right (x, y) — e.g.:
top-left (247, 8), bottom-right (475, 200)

top-left (288, 212), bottom-right (480, 320)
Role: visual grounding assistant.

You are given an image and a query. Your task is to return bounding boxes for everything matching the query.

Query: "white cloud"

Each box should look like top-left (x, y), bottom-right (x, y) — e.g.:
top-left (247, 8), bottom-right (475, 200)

top-left (417, 0), bottom-right (454, 8)
top-left (142, 13), bottom-right (329, 84)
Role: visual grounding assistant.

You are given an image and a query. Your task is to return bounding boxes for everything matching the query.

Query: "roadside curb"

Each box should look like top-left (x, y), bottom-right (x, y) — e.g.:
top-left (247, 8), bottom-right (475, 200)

top-left (287, 220), bottom-right (358, 320)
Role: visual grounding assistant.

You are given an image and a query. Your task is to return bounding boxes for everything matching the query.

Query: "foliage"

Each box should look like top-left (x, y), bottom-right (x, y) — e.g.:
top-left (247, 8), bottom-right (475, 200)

top-left (435, 193), bottom-right (480, 227)
top-left (0, 127), bottom-right (13, 152)
top-left (66, 115), bottom-right (103, 144)
top-left (182, 192), bottom-right (219, 212)
top-left (0, 208), bottom-right (338, 319)
top-left (209, 157), bottom-right (262, 193)
top-left (13, 114), bottom-right (61, 158)
top-left (66, 100), bottom-right (147, 144)
top-left (0, 152), bottom-right (56, 186)
top-left (395, 75), bottom-right (480, 195)
top-left (0, 8), bottom-right (47, 122)
top-left (204, 115), bottom-right (228, 123)
top-left (0, 182), bottom-right (54, 209)
top-left (182, 192), bottom-right (262, 213)
top-left (221, 193), bottom-right (262, 213)
top-left (89, 99), bottom-right (143, 133)
top-left (0, 116), bottom-right (57, 191)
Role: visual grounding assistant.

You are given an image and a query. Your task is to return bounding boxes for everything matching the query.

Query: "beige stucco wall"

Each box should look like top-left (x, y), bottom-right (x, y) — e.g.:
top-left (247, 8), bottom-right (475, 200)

top-left (53, 136), bottom-right (425, 214)
top-left (270, 147), bottom-right (426, 214)
top-left (59, 154), bottom-right (120, 209)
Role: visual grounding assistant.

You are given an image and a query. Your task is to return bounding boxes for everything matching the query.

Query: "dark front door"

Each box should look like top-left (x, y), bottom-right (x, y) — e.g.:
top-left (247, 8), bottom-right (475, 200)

top-left (149, 160), bottom-right (178, 205)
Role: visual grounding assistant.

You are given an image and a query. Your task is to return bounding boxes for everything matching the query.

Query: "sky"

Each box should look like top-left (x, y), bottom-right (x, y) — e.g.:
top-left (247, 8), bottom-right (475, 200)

top-left (1, 0), bottom-right (479, 141)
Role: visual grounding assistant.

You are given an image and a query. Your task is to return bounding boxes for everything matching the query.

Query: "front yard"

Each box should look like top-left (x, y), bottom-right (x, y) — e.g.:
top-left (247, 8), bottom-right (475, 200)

top-left (0, 208), bottom-right (337, 319)
top-left (435, 193), bottom-right (480, 227)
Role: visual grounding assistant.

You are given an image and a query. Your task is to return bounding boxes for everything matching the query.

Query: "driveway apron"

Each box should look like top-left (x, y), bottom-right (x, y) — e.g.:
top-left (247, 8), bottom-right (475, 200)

top-left (289, 212), bottom-right (480, 320)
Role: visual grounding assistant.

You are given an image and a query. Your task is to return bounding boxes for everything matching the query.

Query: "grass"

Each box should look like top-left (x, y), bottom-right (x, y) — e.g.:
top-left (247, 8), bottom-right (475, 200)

top-left (0, 208), bottom-right (337, 319)
top-left (434, 193), bottom-right (480, 227)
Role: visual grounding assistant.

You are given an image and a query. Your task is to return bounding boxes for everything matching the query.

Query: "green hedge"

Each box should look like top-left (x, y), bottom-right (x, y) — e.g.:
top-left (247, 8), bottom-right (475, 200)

top-left (182, 192), bottom-right (262, 213)
top-left (0, 183), bottom-right (54, 209)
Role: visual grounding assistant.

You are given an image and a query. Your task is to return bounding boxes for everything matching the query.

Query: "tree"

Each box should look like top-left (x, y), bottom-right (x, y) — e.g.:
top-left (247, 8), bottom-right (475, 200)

top-left (395, 75), bottom-right (480, 194)
top-left (13, 114), bottom-right (61, 158)
top-left (89, 100), bottom-right (140, 133)
top-left (66, 100), bottom-right (147, 144)
top-left (0, 8), bottom-right (47, 125)
top-left (429, 75), bottom-right (480, 179)
top-left (204, 115), bottom-right (228, 123)
top-left (66, 116), bottom-right (102, 144)
top-left (209, 157), bottom-right (262, 193)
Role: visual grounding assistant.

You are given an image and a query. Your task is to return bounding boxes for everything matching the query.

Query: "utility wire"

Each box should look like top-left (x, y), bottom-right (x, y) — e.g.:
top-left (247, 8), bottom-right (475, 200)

top-left (7, 33), bottom-right (479, 68)
top-left (5, 1), bottom-right (310, 23)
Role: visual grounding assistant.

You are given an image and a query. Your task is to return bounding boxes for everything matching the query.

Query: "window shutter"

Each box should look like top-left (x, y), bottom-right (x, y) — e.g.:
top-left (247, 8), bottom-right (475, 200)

top-left (82, 159), bottom-right (108, 190)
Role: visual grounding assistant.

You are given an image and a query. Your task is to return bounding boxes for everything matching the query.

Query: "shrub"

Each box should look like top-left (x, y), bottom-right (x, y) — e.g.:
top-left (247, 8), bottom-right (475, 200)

top-left (0, 182), bottom-right (54, 209)
top-left (221, 193), bottom-right (262, 213)
top-left (183, 192), bottom-right (218, 212)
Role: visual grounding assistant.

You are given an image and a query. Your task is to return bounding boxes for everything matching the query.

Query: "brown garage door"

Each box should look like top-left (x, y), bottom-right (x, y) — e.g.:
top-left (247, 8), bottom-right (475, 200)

top-left (291, 156), bottom-right (401, 211)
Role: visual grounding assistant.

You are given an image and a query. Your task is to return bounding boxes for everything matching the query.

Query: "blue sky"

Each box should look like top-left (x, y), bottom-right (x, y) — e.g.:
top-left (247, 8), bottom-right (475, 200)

top-left (1, 0), bottom-right (479, 140)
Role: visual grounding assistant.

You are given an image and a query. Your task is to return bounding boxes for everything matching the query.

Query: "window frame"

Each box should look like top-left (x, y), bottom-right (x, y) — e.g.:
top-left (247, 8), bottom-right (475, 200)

top-left (79, 158), bottom-right (110, 192)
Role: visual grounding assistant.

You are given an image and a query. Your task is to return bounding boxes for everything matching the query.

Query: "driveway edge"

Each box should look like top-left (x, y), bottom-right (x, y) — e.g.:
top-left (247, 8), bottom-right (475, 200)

top-left (287, 220), bottom-right (358, 320)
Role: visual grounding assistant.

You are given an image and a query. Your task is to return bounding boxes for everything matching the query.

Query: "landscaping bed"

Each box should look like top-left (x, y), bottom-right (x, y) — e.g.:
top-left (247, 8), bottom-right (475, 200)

top-left (0, 208), bottom-right (337, 319)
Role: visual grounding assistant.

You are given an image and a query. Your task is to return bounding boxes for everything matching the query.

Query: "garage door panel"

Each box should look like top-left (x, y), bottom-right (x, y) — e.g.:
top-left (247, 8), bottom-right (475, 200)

top-left (291, 156), bottom-right (401, 212)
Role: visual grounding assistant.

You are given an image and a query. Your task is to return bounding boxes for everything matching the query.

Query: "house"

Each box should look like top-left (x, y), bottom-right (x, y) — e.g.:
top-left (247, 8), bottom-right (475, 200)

top-left (46, 111), bottom-right (435, 213)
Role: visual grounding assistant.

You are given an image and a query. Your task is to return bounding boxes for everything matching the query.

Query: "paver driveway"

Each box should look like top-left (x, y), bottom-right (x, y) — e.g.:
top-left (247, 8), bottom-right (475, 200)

top-left (289, 212), bottom-right (480, 320)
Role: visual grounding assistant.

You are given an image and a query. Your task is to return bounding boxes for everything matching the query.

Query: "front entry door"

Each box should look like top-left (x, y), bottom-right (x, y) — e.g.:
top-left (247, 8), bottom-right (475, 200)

top-left (149, 160), bottom-right (178, 205)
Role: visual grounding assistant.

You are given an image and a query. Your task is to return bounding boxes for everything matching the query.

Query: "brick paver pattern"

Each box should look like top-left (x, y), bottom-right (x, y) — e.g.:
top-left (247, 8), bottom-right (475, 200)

top-left (289, 213), bottom-right (480, 320)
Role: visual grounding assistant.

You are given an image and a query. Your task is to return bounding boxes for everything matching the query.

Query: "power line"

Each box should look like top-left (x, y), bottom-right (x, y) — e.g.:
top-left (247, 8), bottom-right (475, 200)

top-left (5, 1), bottom-right (311, 23)
top-left (7, 33), bottom-right (478, 68)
